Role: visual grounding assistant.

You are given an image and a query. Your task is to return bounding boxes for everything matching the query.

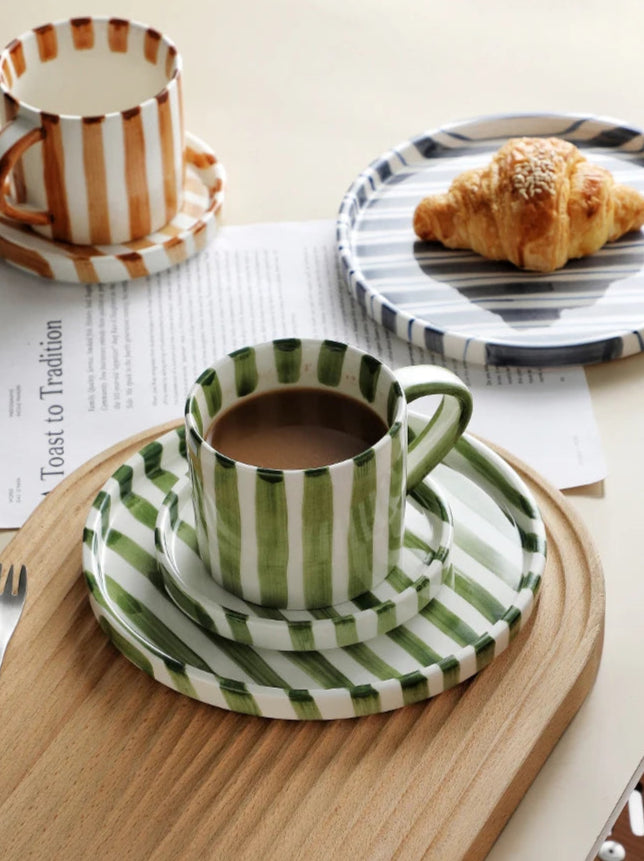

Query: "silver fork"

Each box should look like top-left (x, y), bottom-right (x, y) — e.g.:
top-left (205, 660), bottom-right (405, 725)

top-left (0, 563), bottom-right (27, 672)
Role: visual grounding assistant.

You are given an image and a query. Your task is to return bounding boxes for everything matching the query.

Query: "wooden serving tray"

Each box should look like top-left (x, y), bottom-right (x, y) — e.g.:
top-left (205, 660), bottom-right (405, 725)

top-left (0, 422), bottom-right (605, 860)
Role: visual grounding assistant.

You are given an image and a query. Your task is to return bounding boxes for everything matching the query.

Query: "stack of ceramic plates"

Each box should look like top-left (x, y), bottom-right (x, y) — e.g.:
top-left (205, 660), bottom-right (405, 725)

top-left (83, 417), bottom-right (546, 720)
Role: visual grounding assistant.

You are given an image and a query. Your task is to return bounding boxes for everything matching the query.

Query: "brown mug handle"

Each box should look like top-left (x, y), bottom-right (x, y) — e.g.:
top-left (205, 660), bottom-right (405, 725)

top-left (0, 120), bottom-right (51, 226)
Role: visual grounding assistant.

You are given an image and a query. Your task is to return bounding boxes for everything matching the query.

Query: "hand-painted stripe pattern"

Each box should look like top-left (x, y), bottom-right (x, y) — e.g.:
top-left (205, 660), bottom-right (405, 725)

top-left (83, 424), bottom-right (546, 720)
top-left (185, 338), bottom-right (408, 609)
top-left (0, 131), bottom-right (225, 282)
top-left (154, 471), bottom-right (452, 651)
top-left (302, 468), bottom-right (334, 608)
top-left (336, 113), bottom-right (644, 366)
top-left (0, 17), bottom-right (185, 245)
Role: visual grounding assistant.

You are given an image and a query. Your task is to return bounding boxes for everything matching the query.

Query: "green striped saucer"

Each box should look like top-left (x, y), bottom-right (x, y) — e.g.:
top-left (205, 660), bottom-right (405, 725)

top-left (82, 425), bottom-right (546, 721)
top-left (155, 474), bottom-right (454, 651)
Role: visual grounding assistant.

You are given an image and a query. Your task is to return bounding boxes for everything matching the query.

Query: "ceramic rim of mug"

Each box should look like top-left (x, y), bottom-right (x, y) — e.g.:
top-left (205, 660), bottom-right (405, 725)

top-left (0, 16), bottom-right (182, 119)
top-left (185, 338), bottom-right (407, 474)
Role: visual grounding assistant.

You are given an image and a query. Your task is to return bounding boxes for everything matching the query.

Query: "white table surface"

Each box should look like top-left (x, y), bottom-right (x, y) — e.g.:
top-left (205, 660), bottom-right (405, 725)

top-left (2, 1), bottom-right (644, 857)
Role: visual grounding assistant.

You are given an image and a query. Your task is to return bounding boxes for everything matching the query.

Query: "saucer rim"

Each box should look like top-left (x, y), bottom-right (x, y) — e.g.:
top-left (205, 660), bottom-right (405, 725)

top-left (154, 472), bottom-right (454, 651)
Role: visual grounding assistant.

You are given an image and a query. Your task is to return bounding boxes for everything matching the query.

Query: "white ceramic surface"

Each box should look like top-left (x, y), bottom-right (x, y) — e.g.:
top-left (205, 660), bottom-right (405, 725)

top-left (185, 338), bottom-right (472, 609)
top-left (82, 424), bottom-right (546, 720)
top-left (0, 131), bottom-right (225, 282)
top-left (0, 17), bottom-right (184, 245)
top-left (155, 473), bottom-right (454, 651)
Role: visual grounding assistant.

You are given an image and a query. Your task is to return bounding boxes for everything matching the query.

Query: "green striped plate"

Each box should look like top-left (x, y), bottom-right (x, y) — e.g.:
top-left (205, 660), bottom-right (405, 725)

top-left (155, 473), bottom-right (454, 651)
top-left (82, 425), bottom-right (546, 720)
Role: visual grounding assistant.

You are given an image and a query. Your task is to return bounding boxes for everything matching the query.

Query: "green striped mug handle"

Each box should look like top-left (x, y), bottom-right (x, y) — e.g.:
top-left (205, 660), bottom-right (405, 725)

top-left (395, 365), bottom-right (473, 490)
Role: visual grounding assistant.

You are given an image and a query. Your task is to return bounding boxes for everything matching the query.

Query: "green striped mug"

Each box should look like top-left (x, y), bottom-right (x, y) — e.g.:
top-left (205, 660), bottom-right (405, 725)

top-left (185, 338), bottom-right (472, 610)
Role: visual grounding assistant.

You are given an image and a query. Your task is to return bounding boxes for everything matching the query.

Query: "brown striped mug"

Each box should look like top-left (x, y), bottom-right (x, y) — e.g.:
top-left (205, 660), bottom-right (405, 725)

top-left (0, 17), bottom-right (184, 245)
top-left (185, 338), bottom-right (473, 610)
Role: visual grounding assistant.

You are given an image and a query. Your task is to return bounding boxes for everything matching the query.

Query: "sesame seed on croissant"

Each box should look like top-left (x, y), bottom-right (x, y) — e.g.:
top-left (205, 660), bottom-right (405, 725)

top-left (413, 137), bottom-right (644, 273)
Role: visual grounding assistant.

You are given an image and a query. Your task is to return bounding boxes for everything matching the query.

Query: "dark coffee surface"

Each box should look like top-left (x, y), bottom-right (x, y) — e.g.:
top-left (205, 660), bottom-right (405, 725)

top-left (206, 387), bottom-right (387, 468)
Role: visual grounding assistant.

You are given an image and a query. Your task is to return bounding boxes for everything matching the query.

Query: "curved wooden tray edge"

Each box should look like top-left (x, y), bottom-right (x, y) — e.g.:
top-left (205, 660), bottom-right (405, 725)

top-left (0, 422), bottom-right (606, 861)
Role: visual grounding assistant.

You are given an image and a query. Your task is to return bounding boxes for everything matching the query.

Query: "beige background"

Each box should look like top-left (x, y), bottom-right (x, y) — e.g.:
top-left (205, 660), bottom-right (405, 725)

top-left (2, 1), bottom-right (644, 857)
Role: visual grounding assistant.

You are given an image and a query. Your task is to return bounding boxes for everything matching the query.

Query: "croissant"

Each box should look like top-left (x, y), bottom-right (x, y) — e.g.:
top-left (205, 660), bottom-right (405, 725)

top-left (413, 137), bottom-right (644, 272)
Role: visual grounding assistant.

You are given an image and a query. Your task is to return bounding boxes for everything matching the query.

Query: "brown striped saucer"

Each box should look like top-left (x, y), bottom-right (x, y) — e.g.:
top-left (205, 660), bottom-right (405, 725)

top-left (155, 473), bottom-right (455, 651)
top-left (0, 132), bottom-right (225, 284)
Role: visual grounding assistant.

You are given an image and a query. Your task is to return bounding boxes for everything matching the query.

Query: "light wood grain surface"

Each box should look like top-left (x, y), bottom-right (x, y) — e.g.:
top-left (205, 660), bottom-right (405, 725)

top-left (0, 423), bottom-right (604, 861)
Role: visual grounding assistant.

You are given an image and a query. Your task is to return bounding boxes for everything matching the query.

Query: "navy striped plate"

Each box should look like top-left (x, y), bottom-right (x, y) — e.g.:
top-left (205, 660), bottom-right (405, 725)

top-left (337, 113), bottom-right (644, 366)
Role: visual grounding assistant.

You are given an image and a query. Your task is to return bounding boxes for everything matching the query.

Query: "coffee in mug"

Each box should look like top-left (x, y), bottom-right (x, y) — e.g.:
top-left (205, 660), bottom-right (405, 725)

top-left (205, 387), bottom-right (388, 469)
top-left (185, 338), bottom-right (472, 610)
